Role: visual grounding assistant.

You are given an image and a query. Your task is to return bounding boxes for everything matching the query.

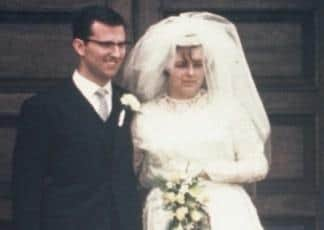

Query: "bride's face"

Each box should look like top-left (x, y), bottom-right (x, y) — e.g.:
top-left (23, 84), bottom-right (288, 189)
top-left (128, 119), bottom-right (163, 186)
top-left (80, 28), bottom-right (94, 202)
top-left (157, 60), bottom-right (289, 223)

top-left (166, 46), bottom-right (205, 99)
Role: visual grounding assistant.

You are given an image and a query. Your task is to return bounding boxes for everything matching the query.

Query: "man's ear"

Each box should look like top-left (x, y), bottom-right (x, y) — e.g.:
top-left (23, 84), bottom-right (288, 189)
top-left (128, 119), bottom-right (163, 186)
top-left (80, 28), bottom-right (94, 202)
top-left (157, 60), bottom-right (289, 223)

top-left (72, 38), bottom-right (86, 56)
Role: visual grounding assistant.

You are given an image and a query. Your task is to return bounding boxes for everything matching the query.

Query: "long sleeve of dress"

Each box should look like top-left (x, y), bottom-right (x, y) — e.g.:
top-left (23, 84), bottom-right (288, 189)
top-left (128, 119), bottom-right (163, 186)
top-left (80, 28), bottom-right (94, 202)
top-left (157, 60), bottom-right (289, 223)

top-left (202, 107), bottom-right (269, 184)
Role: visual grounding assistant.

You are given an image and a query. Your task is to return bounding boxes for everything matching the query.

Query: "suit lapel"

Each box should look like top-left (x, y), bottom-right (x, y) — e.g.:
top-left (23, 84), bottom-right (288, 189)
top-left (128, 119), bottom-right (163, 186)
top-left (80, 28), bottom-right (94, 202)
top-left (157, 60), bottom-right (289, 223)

top-left (109, 85), bottom-right (133, 154)
top-left (62, 80), bottom-right (129, 153)
top-left (65, 79), bottom-right (124, 126)
top-left (63, 79), bottom-right (106, 125)
top-left (106, 84), bottom-right (123, 127)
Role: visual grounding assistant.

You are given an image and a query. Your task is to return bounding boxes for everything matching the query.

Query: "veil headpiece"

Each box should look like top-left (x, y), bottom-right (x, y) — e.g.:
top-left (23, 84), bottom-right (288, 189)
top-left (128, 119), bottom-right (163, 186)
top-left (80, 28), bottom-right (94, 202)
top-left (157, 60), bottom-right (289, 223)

top-left (120, 12), bottom-right (271, 162)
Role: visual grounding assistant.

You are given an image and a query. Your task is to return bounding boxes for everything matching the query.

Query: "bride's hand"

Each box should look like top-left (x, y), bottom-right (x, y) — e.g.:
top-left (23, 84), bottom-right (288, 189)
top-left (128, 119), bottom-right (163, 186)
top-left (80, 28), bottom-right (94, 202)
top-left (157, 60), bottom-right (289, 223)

top-left (198, 170), bottom-right (210, 180)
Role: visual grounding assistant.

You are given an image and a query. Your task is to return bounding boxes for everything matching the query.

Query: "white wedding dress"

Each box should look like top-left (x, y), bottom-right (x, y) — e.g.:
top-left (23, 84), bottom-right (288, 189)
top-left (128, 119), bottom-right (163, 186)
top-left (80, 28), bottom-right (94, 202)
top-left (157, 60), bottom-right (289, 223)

top-left (132, 90), bottom-right (268, 230)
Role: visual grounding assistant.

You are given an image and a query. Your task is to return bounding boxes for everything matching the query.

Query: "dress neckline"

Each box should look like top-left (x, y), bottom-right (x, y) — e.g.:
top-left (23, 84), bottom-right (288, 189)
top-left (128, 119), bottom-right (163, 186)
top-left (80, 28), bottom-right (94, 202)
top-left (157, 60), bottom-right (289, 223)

top-left (164, 89), bottom-right (207, 105)
top-left (157, 89), bottom-right (208, 112)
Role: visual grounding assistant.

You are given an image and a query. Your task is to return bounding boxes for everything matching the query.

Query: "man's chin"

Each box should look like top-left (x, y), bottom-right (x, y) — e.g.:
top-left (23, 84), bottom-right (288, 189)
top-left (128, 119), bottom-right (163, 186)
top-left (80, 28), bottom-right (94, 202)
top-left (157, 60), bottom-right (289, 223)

top-left (103, 70), bottom-right (119, 79)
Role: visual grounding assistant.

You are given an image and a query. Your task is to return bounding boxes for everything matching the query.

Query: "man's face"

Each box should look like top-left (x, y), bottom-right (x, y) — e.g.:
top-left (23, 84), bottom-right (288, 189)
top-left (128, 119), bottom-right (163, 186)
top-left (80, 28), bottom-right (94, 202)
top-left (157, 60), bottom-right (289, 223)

top-left (75, 21), bottom-right (126, 85)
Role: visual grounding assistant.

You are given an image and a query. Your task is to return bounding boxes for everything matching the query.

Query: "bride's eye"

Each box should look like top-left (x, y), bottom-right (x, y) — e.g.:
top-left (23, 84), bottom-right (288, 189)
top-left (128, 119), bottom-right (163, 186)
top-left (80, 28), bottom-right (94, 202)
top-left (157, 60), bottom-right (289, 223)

top-left (174, 61), bottom-right (187, 68)
top-left (193, 61), bottom-right (203, 68)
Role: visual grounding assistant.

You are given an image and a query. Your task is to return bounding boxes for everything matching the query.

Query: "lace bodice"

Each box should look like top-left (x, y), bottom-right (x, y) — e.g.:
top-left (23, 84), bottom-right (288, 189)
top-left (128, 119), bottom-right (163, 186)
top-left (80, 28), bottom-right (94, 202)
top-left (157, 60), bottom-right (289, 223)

top-left (132, 91), bottom-right (269, 189)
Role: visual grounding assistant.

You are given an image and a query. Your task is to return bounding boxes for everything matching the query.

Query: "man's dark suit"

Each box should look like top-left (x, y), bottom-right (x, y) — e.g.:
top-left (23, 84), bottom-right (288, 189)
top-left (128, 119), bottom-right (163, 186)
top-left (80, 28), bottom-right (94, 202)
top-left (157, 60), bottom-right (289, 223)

top-left (12, 79), bottom-right (140, 230)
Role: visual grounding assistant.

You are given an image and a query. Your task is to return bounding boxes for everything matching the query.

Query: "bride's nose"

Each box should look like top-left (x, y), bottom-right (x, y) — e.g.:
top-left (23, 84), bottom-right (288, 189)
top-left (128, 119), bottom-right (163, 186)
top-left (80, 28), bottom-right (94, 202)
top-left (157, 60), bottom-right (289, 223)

top-left (187, 64), bottom-right (195, 76)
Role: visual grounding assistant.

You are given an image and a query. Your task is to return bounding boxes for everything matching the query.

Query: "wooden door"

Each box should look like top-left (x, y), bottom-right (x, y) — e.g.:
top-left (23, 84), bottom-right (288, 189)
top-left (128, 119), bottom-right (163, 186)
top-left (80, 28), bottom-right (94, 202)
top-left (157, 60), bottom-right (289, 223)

top-left (135, 0), bottom-right (323, 229)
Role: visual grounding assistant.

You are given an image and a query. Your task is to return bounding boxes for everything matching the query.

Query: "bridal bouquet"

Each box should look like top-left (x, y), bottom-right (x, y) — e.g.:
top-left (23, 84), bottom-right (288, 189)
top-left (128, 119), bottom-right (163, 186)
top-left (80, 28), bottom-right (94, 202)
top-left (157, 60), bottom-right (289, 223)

top-left (158, 175), bottom-right (210, 230)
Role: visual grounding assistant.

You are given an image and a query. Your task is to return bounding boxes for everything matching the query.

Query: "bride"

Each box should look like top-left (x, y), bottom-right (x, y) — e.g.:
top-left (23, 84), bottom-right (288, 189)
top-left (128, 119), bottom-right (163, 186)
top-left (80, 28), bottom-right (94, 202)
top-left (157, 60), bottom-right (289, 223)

top-left (120, 12), bottom-right (271, 230)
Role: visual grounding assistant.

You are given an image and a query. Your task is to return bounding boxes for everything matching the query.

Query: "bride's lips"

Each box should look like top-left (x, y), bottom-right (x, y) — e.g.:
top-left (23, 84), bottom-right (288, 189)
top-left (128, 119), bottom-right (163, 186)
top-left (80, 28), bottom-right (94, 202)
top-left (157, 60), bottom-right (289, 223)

top-left (182, 80), bottom-right (197, 85)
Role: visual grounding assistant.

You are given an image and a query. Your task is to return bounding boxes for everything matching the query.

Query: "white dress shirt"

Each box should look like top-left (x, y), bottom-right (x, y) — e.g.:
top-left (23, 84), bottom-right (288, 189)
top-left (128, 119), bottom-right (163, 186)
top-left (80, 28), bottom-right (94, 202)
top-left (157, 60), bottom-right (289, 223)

top-left (72, 70), bottom-right (112, 119)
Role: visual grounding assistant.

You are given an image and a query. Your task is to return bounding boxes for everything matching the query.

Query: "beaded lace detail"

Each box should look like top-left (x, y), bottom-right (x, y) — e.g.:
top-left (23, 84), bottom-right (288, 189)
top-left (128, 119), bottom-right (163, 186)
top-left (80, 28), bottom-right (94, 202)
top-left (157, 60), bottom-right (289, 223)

top-left (157, 89), bottom-right (209, 113)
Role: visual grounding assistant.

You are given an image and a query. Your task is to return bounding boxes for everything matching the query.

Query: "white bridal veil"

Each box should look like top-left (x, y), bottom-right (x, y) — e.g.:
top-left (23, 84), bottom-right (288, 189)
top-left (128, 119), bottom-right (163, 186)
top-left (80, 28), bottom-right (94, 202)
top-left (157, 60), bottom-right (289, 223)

top-left (120, 12), bottom-right (271, 161)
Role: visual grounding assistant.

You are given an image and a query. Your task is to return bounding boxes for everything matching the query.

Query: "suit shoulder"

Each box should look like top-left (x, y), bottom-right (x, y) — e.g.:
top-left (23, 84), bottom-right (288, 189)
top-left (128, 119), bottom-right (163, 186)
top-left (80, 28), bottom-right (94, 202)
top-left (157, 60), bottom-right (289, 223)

top-left (18, 93), bottom-right (51, 120)
top-left (20, 80), bottom-right (71, 109)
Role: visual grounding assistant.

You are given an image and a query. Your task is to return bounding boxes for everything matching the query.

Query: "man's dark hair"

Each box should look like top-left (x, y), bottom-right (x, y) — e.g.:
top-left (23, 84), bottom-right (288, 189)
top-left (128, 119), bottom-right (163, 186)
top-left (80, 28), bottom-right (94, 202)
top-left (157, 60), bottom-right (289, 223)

top-left (72, 5), bottom-right (126, 40)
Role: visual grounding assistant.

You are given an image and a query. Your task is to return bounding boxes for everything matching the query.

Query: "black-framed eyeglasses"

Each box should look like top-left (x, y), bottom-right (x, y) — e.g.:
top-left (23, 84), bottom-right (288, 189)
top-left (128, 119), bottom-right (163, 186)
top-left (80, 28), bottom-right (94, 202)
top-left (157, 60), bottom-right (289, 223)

top-left (85, 38), bottom-right (130, 49)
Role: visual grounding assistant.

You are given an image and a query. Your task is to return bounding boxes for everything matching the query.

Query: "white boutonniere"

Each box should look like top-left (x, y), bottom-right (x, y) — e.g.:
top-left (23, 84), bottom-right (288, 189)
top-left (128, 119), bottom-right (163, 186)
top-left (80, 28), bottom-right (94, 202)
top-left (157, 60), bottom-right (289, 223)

top-left (118, 94), bottom-right (141, 127)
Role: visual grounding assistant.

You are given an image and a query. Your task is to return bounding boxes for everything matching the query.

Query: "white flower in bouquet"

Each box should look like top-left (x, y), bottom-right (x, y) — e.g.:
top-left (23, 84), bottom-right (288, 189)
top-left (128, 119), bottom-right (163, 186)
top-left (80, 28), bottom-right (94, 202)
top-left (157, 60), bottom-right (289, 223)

top-left (175, 193), bottom-right (185, 204)
top-left (166, 181), bottom-right (174, 189)
top-left (174, 224), bottom-right (184, 230)
top-left (175, 206), bottom-right (188, 221)
top-left (170, 171), bottom-right (187, 182)
top-left (179, 184), bottom-right (189, 194)
top-left (190, 210), bottom-right (203, 222)
top-left (164, 192), bottom-right (176, 203)
top-left (186, 223), bottom-right (195, 230)
top-left (188, 185), bottom-right (209, 204)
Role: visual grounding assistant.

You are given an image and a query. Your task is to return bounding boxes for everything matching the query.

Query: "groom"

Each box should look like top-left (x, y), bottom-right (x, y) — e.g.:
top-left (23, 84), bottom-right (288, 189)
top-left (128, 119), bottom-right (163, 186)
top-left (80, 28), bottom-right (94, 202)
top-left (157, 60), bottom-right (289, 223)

top-left (12, 6), bottom-right (140, 230)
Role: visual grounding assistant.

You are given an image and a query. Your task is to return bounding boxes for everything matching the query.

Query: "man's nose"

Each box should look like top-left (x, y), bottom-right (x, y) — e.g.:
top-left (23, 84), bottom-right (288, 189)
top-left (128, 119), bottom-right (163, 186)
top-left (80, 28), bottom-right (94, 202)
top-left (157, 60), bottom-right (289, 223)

top-left (110, 45), bottom-right (123, 58)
